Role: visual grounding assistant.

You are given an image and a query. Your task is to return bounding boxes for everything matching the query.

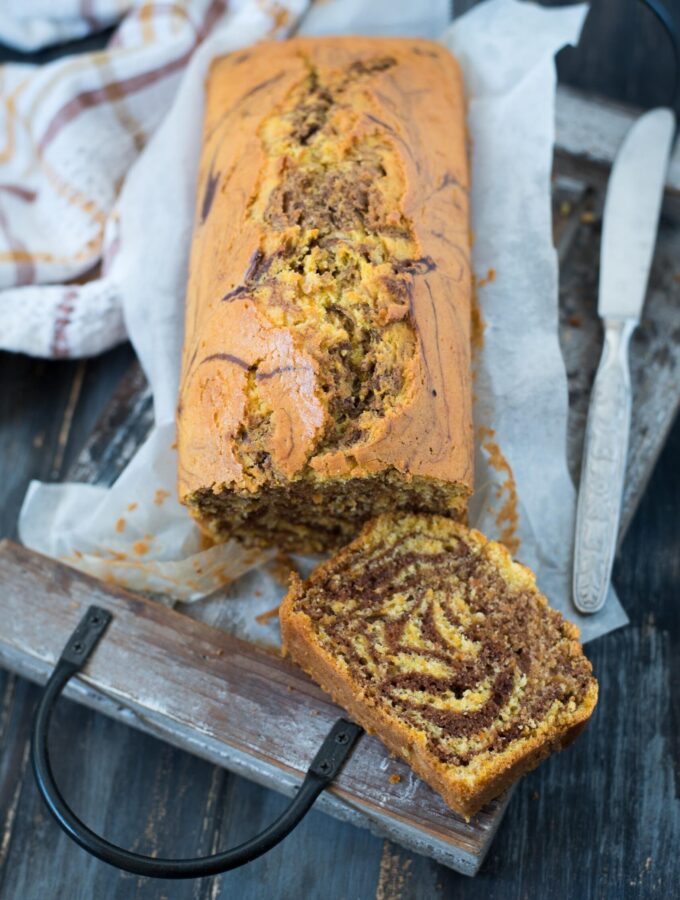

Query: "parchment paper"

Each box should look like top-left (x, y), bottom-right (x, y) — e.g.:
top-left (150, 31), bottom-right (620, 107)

top-left (19, 0), bottom-right (628, 643)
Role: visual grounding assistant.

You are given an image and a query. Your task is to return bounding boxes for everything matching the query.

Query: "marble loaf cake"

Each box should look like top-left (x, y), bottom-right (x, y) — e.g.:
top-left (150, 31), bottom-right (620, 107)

top-left (177, 37), bottom-right (473, 552)
top-left (280, 514), bottom-right (598, 818)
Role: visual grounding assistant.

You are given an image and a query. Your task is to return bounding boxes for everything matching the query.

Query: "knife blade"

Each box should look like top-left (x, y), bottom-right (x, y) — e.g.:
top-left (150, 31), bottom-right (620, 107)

top-left (598, 108), bottom-right (676, 321)
top-left (573, 108), bottom-right (675, 615)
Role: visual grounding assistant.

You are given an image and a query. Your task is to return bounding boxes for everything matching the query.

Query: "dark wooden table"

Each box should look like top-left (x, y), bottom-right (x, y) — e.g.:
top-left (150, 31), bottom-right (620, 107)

top-left (1, 2), bottom-right (679, 897)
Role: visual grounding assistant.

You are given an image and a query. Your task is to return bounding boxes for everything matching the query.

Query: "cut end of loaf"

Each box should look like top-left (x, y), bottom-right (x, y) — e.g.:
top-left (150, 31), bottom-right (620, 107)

top-left (184, 472), bottom-right (469, 553)
top-left (280, 513), bottom-right (598, 817)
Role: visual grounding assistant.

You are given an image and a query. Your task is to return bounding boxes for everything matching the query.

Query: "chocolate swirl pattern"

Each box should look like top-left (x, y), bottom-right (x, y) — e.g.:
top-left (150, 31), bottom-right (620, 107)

top-left (281, 514), bottom-right (597, 815)
top-left (177, 38), bottom-right (473, 552)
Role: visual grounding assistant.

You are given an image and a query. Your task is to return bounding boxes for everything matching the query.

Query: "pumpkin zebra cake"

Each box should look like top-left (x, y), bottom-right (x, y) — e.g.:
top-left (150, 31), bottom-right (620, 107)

top-left (280, 513), bottom-right (598, 818)
top-left (177, 37), bottom-right (473, 552)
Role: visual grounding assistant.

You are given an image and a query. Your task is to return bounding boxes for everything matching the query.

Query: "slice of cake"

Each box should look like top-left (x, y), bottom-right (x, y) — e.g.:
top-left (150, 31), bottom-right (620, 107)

top-left (280, 513), bottom-right (598, 818)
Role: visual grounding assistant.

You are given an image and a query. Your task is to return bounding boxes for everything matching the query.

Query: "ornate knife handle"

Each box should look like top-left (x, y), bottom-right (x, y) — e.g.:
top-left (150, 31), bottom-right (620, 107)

top-left (573, 319), bottom-right (636, 614)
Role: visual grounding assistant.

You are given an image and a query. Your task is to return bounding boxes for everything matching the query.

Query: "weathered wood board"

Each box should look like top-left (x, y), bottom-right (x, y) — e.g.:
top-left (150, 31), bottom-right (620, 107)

top-left (0, 541), bottom-right (511, 876)
top-left (0, 87), bottom-right (678, 879)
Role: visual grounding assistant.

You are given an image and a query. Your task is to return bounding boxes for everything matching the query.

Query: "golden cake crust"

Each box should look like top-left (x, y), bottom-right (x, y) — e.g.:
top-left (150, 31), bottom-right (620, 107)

top-left (177, 37), bottom-right (473, 550)
top-left (280, 514), bottom-right (598, 819)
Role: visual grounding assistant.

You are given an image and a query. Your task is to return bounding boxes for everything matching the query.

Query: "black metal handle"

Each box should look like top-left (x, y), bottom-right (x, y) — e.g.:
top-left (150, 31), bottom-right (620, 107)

top-left (31, 605), bottom-right (363, 879)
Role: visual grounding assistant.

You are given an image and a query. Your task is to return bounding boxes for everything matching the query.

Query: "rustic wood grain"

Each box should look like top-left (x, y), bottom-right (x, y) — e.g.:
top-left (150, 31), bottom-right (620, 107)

top-left (0, 344), bottom-right (135, 538)
top-left (66, 359), bottom-right (152, 488)
top-left (554, 175), bottom-right (680, 538)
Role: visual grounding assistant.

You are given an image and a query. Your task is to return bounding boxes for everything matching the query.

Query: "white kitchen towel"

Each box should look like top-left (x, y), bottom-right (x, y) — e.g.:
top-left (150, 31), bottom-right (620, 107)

top-left (0, 0), bottom-right (310, 357)
top-left (17, 0), bottom-right (628, 642)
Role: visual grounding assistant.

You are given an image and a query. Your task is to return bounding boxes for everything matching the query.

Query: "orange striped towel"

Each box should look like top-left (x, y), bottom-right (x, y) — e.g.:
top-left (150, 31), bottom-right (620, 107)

top-left (0, 0), bottom-right (304, 357)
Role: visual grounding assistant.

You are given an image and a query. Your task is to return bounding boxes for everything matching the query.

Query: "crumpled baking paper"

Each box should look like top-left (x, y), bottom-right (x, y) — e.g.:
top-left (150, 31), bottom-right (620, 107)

top-left (19, 0), bottom-right (628, 643)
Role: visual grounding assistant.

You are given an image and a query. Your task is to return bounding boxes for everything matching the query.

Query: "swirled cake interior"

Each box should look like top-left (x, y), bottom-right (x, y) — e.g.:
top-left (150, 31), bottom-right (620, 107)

top-left (178, 38), bottom-right (473, 552)
top-left (280, 514), bottom-right (597, 818)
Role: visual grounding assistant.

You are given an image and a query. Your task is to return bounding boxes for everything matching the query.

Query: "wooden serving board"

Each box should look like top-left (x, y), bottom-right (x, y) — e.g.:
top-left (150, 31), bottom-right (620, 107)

top-left (0, 541), bottom-right (511, 876)
top-left (0, 88), bottom-right (678, 878)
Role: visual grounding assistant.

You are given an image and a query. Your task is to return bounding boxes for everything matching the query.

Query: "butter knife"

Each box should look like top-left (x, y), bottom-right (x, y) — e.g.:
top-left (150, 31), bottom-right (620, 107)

top-left (573, 108), bottom-right (675, 615)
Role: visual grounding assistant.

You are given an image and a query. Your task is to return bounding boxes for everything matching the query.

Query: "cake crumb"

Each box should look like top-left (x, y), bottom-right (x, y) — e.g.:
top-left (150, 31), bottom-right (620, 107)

top-left (476, 267), bottom-right (496, 288)
top-left (479, 426), bottom-right (520, 555)
top-left (200, 533), bottom-right (216, 551)
top-left (115, 517), bottom-right (126, 534)
top-left (470, 286), bottom-right (485, 353)
top-left (154, 489), bottom-right (171, 506)
top-left (264, 1), bottom-right (290, 36)
top-left (127, 502), bottom-right (138, 512)
top-left (376, 842), bottom-right (413, 900)
top-left (211, 565), bottom-right (231, 587)
top-left (132, 540), bottom-right (150, 556)
top-left (255, 604), bottom-right (281, 625)
top-left (267, 552), bottom-right (298, 587)
top-left (388, 773), bottom-right (402, 784)
top-left (107, 549), bottom-right (128, 561)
